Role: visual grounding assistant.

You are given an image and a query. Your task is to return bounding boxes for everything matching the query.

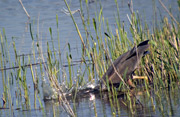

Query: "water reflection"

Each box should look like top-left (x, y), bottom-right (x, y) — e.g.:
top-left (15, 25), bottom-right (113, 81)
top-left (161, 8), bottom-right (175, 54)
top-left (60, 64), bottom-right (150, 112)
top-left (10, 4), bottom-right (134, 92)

top-left (43, 87), bottom-right (180, 116)
top-left (43, 84), bottom-right (180, 116)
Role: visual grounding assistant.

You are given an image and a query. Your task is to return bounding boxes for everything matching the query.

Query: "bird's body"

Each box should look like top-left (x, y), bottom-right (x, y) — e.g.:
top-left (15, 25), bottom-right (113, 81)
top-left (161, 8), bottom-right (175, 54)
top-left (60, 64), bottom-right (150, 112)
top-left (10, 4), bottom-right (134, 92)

top-left (101, 40), bottom-right (149, 89)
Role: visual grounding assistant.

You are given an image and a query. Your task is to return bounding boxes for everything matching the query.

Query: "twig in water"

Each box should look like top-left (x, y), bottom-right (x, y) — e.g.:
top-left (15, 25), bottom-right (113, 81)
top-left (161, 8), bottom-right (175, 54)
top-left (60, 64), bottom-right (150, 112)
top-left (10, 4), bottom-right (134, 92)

top-left (19, 0), bottom-right (30, 19)
top-left (159, 0), bottom-right (179, 26)
top-left (38, 41), bottom-right (75, 117)
top-left (63, 0), bottom-right (86, 51)
top-left (0, 62), bottom-right (46, 71)
top-left (128, 0), bottom-right (134, 14)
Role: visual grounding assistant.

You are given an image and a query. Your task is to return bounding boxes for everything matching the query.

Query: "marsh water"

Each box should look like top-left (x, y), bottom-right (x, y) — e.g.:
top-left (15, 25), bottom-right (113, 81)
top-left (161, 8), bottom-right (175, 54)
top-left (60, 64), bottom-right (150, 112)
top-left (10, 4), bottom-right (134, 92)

top-left (0, 0), bottom-right (179, 116)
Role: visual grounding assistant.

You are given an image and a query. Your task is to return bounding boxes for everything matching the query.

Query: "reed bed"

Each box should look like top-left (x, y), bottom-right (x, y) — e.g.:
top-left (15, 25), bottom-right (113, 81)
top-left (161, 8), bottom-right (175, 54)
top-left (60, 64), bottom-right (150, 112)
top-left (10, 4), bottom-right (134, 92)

top-left (0, 0), bottom-right (180, 116)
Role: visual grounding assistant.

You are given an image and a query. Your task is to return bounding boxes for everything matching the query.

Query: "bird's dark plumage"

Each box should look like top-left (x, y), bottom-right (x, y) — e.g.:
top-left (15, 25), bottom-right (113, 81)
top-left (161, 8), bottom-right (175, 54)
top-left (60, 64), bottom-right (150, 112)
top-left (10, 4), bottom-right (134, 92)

top-left (101, 40), bottom-right (149, 89)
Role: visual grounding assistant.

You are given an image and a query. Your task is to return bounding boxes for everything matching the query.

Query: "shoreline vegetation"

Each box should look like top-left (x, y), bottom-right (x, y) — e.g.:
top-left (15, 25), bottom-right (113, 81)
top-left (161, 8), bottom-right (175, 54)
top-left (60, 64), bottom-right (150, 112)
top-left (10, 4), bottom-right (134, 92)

top-left (0, 0), bottom-right (180, 116)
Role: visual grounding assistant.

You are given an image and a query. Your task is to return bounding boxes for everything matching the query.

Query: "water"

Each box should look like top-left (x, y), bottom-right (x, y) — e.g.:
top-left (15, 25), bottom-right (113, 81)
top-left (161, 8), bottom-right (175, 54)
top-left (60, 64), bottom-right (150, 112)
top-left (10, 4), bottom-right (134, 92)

top-left (0, 0), bottom-right (179, 116)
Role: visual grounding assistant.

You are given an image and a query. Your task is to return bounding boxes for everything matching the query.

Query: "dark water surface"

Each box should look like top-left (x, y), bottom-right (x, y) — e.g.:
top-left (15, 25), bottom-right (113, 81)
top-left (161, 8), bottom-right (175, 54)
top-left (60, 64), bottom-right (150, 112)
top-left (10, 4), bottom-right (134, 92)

top-left (0, 0), bottom-right (179, 116)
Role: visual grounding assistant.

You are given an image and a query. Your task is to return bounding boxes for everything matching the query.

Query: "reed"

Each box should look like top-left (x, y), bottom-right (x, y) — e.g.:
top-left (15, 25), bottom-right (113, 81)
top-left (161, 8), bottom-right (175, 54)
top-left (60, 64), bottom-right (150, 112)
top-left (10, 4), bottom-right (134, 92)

top-left (0, 31), bottom-right (6, 95)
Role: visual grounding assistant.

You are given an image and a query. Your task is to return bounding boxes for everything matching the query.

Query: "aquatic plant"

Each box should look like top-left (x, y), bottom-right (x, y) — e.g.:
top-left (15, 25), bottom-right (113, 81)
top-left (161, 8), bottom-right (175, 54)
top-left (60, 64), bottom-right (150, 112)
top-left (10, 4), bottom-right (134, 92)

top-left (0, 0), bottom-right (179, 116)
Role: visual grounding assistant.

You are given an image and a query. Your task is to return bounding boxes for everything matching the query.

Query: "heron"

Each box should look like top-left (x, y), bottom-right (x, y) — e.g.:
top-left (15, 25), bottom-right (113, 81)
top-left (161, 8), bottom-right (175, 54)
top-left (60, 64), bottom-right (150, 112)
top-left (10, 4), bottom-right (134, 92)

top-left (101, 40), bottom-right (149, 90)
